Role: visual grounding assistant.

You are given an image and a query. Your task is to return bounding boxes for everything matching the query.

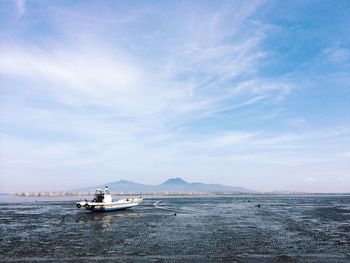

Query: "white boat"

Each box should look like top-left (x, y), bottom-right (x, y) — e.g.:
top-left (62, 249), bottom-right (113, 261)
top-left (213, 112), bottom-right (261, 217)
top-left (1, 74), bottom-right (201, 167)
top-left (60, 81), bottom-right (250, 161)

top-left (76, 186), bottom-right (143, 212)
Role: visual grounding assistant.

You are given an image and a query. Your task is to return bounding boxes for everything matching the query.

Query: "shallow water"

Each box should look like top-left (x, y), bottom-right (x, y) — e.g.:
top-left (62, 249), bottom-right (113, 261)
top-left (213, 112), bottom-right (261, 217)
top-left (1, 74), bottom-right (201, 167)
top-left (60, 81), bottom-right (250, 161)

top-left (1, 195), bottom-right (349, 262)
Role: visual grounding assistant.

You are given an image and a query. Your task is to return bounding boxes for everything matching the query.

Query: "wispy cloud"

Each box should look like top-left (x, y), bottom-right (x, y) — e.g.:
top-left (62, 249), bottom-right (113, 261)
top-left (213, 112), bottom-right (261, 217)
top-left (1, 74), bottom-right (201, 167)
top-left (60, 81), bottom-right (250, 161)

top-left (0, 1), bottom-right (291, 123)
top-left (14, 0), bottom-right (26, 17)
top-left (341, 152), bottom-right (350, 158)
top-left (304, 177), bottom-right (317, 182)
top-left (324, 47), bottom-right (350, 63)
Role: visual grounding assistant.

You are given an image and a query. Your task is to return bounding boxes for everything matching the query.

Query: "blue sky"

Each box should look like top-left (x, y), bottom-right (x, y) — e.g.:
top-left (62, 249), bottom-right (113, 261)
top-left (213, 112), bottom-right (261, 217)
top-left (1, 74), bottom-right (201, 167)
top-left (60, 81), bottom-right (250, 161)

top-left (0, 0), bottom-right (349, 192)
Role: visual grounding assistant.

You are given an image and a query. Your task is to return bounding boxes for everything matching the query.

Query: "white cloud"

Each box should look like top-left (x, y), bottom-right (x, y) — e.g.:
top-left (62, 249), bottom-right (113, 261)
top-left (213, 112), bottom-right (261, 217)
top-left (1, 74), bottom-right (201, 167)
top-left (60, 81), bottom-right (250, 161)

top-left (304, 177), bottom-right (317, 182)
top-left (0, 44), bottom-right (146, 110)
top-left (324, 47), bottom-right (350, 63)
top-left (342, 152), bottom-right (350, 158)
top-left (338, 176), bottom-right (345, 181)
top-left (14, 0), bottom-right (26, 17)
top-left (0, 1), bottom-right (292, 124)
top-left (288, 117), bottom-right (307, 127)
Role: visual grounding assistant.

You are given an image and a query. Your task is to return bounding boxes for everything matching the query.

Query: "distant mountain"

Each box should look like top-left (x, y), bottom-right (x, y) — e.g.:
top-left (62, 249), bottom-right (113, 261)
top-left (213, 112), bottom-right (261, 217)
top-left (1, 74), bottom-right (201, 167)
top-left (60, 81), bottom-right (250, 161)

top-left (162, 178), bottom-right (188, 185)
top-left (71, 177), bottom-right (253, 193)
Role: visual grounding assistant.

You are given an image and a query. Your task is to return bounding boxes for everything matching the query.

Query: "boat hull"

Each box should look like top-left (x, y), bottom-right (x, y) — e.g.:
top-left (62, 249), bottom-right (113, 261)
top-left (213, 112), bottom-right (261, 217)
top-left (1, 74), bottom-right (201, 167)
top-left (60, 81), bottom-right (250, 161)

top-left (86, 203), bottom-right (139, 212)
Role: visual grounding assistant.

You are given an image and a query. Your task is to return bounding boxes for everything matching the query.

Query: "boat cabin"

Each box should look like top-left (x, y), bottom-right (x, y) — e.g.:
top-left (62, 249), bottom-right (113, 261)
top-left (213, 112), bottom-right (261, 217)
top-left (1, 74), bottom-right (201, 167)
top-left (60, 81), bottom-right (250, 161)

top-left (93, 187), bottom-right (112, 203)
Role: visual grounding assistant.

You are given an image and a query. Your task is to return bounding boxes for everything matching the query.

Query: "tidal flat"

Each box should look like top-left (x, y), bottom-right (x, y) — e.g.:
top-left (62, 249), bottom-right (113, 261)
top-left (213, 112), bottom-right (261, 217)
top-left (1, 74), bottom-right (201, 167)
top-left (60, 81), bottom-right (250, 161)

top-left (0, 195), bottom-right (349, 262)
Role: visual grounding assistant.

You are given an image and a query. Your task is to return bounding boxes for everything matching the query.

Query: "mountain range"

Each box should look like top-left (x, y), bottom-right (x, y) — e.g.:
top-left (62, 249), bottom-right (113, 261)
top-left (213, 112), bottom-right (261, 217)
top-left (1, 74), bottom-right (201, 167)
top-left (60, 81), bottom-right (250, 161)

top-left (72, 177), bottom-right (253, 193)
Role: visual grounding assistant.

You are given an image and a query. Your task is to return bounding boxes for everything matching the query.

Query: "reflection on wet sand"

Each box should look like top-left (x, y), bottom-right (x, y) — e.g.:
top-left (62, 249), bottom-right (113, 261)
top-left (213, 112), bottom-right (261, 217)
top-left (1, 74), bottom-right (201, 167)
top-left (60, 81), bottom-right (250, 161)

top-left (75, 210), bottom-right (141, 230)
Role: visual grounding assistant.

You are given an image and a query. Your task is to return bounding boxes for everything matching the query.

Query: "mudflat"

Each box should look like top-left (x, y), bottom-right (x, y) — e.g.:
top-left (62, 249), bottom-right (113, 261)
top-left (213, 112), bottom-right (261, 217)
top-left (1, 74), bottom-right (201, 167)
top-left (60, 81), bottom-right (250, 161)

top-left (1, 195), bottom-right (349, 262)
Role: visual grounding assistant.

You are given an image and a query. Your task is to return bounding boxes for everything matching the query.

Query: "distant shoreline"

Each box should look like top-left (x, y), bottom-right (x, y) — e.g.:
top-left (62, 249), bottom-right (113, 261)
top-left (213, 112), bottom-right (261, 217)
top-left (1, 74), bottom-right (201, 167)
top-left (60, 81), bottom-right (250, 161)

top-left (6, 192), bottom-right (350, 197)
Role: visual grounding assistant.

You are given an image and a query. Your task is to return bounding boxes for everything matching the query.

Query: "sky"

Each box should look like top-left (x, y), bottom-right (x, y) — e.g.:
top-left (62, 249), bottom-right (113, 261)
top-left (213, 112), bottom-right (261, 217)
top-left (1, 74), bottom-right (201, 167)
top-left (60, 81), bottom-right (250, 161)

top-left (0, 0), bottom-right (349, 193)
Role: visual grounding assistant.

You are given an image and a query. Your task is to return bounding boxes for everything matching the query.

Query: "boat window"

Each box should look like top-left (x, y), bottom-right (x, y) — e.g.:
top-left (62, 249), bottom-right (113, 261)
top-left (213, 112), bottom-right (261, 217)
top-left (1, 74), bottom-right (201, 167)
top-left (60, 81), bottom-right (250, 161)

top-left (96, 194), bottom-right (104, 202)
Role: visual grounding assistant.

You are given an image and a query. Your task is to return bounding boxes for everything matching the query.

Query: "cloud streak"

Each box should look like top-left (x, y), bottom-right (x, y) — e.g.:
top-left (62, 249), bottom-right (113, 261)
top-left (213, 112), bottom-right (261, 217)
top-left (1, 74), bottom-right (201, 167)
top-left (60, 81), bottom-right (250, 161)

top-left (14, 0), bottom-right (26, 17)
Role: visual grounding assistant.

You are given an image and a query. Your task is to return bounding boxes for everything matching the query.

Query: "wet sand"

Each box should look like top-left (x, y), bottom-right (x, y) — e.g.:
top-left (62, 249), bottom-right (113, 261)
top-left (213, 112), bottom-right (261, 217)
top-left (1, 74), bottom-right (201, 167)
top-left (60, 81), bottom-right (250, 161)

top-left (1, 195), bottom-right (349, 262)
